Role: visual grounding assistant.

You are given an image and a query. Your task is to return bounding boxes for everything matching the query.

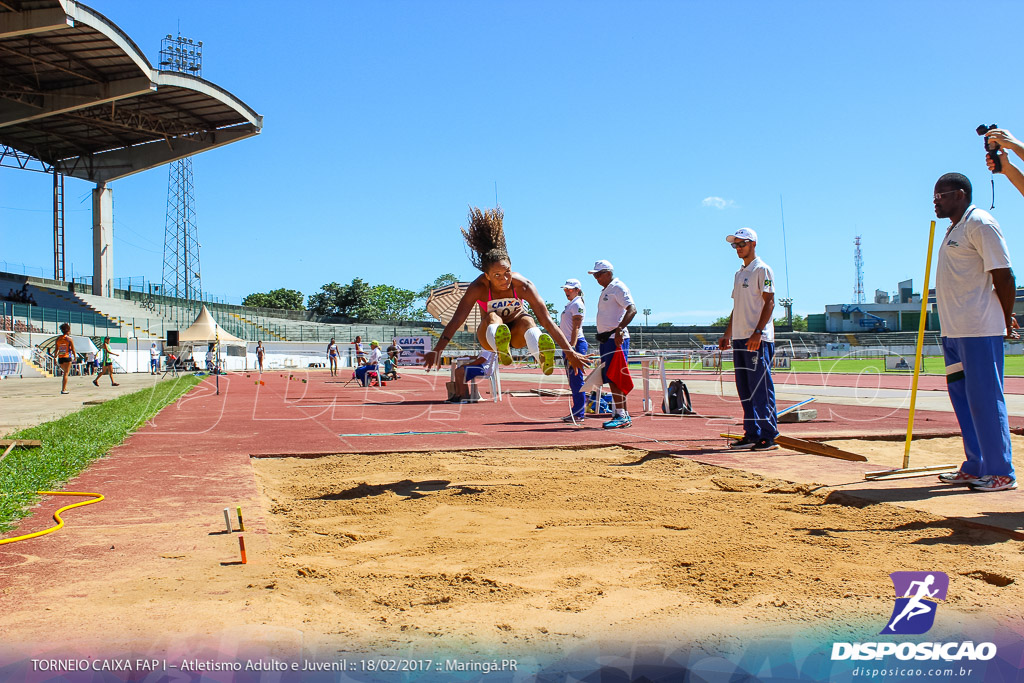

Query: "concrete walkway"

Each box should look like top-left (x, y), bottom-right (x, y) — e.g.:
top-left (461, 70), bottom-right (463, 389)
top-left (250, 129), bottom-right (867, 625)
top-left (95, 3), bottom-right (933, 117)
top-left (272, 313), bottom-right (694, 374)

top-left (0, 372), bottom-right (193, 434)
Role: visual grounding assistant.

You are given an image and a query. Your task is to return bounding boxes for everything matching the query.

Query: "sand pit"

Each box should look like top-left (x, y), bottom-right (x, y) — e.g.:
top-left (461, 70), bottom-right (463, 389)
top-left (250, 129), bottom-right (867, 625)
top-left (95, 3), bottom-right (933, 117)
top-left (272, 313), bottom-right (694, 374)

top-left (825, 434), bottom-right (1024, 471)
top-left (244, 446), bottom-right (1024, 657)
top-left (3, 443), bottom-right (1022, 665)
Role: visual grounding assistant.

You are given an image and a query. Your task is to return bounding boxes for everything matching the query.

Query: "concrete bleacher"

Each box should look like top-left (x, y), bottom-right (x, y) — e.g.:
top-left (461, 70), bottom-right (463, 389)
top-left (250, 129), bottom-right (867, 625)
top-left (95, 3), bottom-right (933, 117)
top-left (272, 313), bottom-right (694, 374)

top-left (1, 275), bottom-right (122, 336)
top-left (5, 270), bottom-right (953, 353)
top-left (1, 274), bottom-right (96, 318)
top-left (1, 271), bottom-right (483, 345)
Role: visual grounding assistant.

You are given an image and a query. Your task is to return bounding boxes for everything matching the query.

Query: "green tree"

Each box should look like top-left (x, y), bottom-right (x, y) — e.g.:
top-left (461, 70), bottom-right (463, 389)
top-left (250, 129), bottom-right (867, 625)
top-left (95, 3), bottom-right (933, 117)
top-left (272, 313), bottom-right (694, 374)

top-left (307, 279), bottom-right (373, 318)
top-left (774, 313), bottom-right (807, 331)
top-left (524, 300), bottom-right (558, 321)
top-left (243, 288), bottom-right (304, 310)
top-left (364, 284), bottom-right (420, 321)
top-left (308, 279), bottom-right (424, 321)
top-left (657, 322), bottom-right (674, 327)
top-left (710, 315), bottom-right (731, 327)
top-left (417, 273), bottom-right (460, 297)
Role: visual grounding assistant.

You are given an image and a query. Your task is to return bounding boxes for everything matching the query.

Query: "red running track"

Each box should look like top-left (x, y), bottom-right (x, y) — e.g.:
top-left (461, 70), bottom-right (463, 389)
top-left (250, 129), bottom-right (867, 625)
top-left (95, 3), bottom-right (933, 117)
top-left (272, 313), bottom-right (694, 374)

top-left (121, 370), bottom-right (976, 458)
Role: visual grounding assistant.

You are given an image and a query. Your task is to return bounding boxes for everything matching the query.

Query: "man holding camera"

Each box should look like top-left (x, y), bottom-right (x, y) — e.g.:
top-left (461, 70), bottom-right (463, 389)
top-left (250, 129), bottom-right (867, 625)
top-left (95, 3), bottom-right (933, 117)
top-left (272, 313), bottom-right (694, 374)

top-left (933, 172), bottom-right (1017, 492)
top-left (590, 259), bottom-right (636, 429)
top-left (717, 228), bottom-right (779, 451)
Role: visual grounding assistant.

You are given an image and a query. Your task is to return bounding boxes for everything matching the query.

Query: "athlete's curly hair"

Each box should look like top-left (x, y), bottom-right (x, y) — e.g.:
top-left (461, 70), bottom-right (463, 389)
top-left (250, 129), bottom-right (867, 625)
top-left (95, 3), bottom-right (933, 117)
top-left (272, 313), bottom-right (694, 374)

top-left (461, 206), bottom-right (509, 272)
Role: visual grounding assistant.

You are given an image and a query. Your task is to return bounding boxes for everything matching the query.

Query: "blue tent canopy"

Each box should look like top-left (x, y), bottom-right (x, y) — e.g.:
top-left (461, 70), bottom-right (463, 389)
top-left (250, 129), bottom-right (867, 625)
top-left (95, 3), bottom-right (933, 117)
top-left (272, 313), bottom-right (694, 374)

top-left (0, 343), bottom-right (22, 377)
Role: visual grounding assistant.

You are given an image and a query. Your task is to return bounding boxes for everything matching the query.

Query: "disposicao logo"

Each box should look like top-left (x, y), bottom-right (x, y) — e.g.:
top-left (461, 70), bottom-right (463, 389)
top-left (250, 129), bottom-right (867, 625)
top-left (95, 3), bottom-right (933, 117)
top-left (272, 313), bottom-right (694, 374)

top-left (884, 571), bottom-right (948, 635)
top-left (830, 571), bottom-right (997, 663)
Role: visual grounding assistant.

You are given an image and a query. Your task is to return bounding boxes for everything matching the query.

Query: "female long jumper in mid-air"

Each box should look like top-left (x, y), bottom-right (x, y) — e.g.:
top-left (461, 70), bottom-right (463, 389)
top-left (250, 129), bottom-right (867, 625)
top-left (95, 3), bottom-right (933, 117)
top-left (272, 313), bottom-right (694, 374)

top-left (422, 206), bottom-right (590, 375)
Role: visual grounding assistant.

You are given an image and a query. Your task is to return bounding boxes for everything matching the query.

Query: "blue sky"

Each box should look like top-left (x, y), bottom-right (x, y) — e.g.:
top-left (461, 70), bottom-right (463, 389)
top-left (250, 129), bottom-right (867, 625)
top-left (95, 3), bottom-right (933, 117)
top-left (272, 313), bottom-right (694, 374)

top-left (5, 0), bottom-right (1024, 324)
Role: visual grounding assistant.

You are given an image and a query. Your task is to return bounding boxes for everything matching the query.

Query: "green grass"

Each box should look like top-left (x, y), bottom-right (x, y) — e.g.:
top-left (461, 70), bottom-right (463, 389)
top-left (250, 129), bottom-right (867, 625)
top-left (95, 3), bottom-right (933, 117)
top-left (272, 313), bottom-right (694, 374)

top-left (0, 375), bottom-right (202, 533)
top-left (663, 355), bottom-right (1024, 376)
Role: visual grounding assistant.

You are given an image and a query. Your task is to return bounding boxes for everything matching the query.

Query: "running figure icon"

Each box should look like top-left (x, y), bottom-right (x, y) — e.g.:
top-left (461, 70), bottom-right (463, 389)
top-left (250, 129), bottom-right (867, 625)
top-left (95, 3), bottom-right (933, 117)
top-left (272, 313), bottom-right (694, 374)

top-left (886, 574), bottom-right (940, 632)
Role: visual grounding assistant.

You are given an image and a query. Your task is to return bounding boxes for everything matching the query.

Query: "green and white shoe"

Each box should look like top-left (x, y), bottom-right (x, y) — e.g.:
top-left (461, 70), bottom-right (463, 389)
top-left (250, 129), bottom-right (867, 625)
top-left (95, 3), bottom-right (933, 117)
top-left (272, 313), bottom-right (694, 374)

top-left (538, 333), bottom-right (556, 375)
top-left (494, 324), bottom-right (512, 365)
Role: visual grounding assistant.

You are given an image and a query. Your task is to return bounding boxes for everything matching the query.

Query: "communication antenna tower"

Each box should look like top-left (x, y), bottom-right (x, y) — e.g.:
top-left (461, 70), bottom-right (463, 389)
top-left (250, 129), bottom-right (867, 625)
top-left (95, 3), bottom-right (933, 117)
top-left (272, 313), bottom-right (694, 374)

top-left (160, 33), bottom-right (204, 308)
top-left (853, 235), bottom-right (865, 304)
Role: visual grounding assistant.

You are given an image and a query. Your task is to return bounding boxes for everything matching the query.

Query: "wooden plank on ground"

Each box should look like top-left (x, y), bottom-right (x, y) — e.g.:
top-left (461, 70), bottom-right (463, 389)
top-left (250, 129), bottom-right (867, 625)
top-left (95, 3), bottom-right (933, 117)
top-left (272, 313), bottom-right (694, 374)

top-left (0, 439), bottom-right (41, 464)
top-left (776, 436), bottom-right (867, 462)
top-left (530, 388), bottom-right (572, 397)
top-left (721, 433), bottom-right (867, 462)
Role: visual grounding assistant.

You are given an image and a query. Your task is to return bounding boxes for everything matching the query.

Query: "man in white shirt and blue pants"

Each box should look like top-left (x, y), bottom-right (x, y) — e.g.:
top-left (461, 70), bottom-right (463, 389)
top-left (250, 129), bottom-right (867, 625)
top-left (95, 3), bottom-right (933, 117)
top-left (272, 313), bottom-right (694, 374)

top-left (590, 260), bottom-right (637, 429)
top-left (717, 228), bottom-right (779, 451)
top-left (933, 173), bottom-right (1017, 492)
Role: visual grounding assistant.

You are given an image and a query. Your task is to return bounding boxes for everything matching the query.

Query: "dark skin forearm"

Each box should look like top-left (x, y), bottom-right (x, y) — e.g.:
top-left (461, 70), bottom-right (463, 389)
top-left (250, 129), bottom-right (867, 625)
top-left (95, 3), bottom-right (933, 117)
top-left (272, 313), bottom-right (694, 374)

top-left (617, 305), bottom-right (637, 332)
top-left (991, 268), bottom-right (1017, 337)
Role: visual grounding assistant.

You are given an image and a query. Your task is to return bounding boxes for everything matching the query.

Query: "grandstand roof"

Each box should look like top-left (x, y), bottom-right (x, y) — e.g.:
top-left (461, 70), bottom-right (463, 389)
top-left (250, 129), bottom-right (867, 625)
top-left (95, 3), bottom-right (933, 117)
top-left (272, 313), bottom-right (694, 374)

top-left (0, 0), bottom-right (262, 182)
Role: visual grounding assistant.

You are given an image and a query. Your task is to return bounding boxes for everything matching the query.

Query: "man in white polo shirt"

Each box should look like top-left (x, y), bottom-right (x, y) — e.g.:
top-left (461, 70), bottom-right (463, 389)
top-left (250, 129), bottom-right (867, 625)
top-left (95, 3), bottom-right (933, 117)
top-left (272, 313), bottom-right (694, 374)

top-left (933, 172), bottom-right (1017, 492)
top-left (716, 228), bottom-right (779, 451)
top-left (590, 259), bottom-right (636, 429)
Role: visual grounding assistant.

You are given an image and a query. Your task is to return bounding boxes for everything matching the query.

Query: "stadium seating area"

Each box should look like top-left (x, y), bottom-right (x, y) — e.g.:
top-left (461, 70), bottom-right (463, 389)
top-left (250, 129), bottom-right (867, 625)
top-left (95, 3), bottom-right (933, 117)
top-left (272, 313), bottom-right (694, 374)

top-left (0, 272), bottom-right (481, 348)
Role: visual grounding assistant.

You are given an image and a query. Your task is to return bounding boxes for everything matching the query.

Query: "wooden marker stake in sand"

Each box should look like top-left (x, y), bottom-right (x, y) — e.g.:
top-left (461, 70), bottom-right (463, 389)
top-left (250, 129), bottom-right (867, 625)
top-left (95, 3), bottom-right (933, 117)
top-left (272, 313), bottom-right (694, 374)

top-left (866, 221), bottom-right (957, 481)
top-left (236, 506), bottom-right (245, 532)
top-left (238, 536), bottom-right (247, 564)
top-left (222, 508), bottom-right (232, 533)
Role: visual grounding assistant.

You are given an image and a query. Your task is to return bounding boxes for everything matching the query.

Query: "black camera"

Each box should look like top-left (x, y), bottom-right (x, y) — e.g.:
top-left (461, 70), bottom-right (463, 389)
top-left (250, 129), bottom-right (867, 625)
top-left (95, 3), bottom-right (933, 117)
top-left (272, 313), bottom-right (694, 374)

top-left (977, 124), bottom-right (1002, 173)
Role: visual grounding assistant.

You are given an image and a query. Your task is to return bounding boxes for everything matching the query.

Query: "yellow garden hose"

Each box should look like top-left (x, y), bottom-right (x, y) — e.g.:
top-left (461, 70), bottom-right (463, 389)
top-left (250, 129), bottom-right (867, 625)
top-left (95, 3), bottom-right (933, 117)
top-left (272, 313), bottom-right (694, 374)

top-left (0, 491), bottom-right (104, 546)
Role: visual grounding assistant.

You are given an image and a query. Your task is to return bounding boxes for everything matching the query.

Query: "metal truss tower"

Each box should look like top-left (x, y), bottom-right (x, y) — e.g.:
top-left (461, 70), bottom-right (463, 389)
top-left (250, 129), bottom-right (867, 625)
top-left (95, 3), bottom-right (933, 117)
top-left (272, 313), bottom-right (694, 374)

top-left (160, 33), bottom-right (204, 305)
top-left (853, 235), bottom-right (865, 304)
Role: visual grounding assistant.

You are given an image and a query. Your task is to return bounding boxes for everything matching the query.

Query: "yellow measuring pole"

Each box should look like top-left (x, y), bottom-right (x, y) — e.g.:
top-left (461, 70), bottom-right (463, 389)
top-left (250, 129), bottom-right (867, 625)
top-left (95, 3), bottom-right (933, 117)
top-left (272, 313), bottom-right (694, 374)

top-left (902, 220), bottom-right (937, 469)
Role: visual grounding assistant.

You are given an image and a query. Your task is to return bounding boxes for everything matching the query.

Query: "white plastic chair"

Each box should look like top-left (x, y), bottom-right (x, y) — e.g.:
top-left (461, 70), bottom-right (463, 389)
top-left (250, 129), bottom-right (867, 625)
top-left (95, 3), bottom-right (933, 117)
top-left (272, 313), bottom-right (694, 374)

top-left (451, 357), bottom-right (501, 402)
top-left (478, 363), bottom-right (501, 402)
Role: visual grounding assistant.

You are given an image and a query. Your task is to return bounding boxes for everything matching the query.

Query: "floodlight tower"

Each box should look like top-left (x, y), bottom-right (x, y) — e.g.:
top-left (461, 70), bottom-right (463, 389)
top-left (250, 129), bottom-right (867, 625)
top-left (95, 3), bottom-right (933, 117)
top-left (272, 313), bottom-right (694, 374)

top-left (853, 235), bottom-right (865, 304)
top-left (159, 33), bottom-right (204, 311)
top-left (778, 297), bottom-right (793, 328)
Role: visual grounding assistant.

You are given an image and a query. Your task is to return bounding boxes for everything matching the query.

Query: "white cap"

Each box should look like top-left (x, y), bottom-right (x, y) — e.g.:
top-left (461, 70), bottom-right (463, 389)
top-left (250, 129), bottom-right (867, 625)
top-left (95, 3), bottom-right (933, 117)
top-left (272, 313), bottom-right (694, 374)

top-left (587, 259), bottom-right (614, 274)
top-left (726, 227), bottom-right (758, 243)
top-left (561, 278), bottom-right (583, 290)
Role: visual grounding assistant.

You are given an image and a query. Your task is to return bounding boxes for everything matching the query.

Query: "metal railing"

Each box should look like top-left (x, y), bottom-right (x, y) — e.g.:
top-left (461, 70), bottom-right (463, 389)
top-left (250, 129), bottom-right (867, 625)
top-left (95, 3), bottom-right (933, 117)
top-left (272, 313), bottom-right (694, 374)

top-left (1, 301), bottom-right (122, 337)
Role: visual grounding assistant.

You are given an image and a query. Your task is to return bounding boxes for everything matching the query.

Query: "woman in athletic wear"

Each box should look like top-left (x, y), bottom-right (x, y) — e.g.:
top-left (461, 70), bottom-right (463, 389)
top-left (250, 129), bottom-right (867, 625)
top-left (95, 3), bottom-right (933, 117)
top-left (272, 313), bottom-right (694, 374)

top-left (255, 340), bottom-right (265, 373)
top-left (421, 206), bottom-right (589, 375)
top-left (352, 336), bottom-right (366, 366)
top-left (326, 337), bottom-right (340, 377)
top-left (54, 322), bottom-right (76, 395)
top-left (93, 336), bottom-right (119, 387)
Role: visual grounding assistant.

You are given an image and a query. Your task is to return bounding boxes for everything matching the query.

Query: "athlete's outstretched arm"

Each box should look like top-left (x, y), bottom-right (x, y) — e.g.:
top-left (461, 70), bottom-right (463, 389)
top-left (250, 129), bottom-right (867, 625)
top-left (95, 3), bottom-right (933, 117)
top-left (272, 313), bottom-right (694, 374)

top-left (519, 278), bottom-right (591, 370)
top-left (422, 280), bottom-right (485, 370)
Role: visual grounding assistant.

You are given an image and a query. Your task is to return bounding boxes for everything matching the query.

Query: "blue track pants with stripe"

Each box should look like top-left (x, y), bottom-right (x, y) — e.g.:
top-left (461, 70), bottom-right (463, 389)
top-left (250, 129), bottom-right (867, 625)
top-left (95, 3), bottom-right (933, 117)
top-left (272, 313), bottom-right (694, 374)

top-left (943, 336), bottom-right (1014, 479)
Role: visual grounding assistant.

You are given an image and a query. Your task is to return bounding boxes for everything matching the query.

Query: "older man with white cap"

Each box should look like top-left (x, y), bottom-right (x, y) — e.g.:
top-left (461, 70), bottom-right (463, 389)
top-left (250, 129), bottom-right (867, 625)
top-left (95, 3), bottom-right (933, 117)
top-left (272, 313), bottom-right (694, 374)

top-left (559, 278), bottom-right (588, 423)
top-left (716, 228), bottom-right (779, 451)
top-left (590, 259), bottom-right (637, 429)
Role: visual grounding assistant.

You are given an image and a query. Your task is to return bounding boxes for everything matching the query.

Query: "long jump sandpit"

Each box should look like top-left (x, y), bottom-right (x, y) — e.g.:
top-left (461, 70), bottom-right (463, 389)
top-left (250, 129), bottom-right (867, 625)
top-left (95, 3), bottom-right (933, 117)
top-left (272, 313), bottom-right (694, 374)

top-left (246, 445), bottom-right (1024, 657)
top-left (7, 444), bottom-right (1017, 662)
